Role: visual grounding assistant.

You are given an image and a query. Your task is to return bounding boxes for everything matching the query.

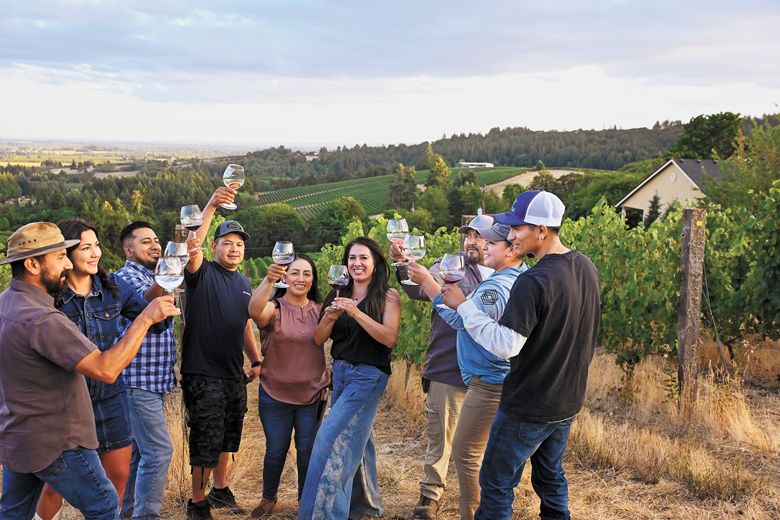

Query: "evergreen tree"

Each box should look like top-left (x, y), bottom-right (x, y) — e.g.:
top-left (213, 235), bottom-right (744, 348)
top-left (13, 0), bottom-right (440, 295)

top-left (388, 163), bottom-right (417, 210)
top-left (644, 194), bottom-right (661, 228)
top-left (425, 155), bottom-right (451, 189)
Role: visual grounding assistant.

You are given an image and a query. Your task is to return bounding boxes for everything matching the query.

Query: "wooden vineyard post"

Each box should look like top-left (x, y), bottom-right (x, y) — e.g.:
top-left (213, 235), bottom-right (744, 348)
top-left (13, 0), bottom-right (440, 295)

top-left (677, 208), bottom-right (706, 402)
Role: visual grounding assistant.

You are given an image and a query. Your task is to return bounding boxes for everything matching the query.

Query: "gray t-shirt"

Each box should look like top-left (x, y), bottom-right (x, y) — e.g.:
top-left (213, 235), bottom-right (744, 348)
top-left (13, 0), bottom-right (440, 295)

top-left (0, 279), bottom-right (98, 473)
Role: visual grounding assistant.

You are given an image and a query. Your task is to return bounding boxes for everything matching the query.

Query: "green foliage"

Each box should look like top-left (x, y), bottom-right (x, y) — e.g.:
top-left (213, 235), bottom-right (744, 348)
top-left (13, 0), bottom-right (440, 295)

top-left (644, 194), bottom-right (661, 228)
top-left (704, 117), bottom-right (780, 208)
top-left (417, 187), bottom-right (450, 230)
top-left (425, 154), bottom-right (451, 189)
top-left (502, 184), bottom-right (523, 206)
top-left (403, 208), bottom-right (434, 233)
top-left (668, 112), bottom-right (742, 159)
top-left (387, 163), bottom-right (417, 210)
top-left (235, 203), bottom-right (307, 257)
top-left (311, 196), bottom-right (367, 247)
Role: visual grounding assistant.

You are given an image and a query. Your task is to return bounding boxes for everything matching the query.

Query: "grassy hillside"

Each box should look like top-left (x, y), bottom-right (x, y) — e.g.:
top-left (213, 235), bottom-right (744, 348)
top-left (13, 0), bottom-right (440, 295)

top-left (256, 166), bottom-right (524, 218)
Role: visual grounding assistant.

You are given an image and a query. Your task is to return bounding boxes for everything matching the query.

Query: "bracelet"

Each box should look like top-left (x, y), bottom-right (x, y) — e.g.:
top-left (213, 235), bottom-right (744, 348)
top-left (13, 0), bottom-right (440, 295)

top-left (251, 361), bottom-right (263, 368)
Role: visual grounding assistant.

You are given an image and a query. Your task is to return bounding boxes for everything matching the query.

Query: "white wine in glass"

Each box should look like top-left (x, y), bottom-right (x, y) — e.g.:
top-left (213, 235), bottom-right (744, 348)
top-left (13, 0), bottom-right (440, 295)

top-left (387, 218), bottom-right (409, 266)
top-left (271, 241), bottom-right (295, 289)
top-left (401, 235), bottom-right (426, 286)
top-left (221, 164), bottom-right (245, 211)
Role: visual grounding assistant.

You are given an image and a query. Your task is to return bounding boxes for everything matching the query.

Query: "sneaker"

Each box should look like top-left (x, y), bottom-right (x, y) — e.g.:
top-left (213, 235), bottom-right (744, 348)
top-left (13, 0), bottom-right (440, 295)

top-left (186, 499), bottom-right (213, 520)
top-left (207, 486), bottom-right (246, 514)
top-left (250, 497), bottom-right (278, 518)
top-left (413, 495), bottom-right (440, 519)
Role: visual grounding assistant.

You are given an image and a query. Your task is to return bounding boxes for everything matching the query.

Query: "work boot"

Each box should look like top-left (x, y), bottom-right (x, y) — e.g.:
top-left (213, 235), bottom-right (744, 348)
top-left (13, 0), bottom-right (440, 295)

top-left (186, 499), bottom-right (212, 520)
top-left (206, 486), bottom-right (246, 514)
top-left (250, 497), bottom-right (278, 518)
top-left (413, 495), bottom-right (440, 519)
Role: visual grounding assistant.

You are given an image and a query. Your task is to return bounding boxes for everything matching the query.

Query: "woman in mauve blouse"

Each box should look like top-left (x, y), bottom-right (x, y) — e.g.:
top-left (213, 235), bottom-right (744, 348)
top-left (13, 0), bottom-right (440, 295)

top-left (248, 254), bottom-right (329, 519)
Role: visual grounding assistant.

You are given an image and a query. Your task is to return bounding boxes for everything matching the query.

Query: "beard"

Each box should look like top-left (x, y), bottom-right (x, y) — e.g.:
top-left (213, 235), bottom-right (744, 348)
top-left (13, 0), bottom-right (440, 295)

top-left (40, 268), bottom-right (69, 297)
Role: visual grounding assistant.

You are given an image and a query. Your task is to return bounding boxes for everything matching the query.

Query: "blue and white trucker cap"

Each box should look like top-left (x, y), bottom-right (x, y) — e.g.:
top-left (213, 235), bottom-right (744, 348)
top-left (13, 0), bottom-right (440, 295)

top-left (493, 190), bottom-right (565, 227)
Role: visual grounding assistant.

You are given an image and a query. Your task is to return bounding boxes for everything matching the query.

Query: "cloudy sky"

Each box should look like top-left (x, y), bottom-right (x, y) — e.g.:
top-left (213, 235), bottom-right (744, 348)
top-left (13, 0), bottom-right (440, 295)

top-left (1, 0), bottom-right (778, 146)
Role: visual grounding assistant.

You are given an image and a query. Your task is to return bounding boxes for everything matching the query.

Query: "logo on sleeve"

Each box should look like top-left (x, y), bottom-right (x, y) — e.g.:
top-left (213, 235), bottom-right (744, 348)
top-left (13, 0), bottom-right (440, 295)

top-left (481, 289), bottom-right (498, 305)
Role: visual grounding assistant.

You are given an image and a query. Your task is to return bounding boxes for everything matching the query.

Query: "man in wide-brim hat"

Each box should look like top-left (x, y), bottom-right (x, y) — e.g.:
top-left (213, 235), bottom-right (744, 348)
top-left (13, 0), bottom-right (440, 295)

top-left (0, 222), bottom-right (178, 517)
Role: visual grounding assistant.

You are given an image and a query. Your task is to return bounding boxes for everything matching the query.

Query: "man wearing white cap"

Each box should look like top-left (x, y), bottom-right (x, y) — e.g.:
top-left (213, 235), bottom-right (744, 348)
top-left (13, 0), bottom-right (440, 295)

top-left (441, 191), bottom-right (601, 520)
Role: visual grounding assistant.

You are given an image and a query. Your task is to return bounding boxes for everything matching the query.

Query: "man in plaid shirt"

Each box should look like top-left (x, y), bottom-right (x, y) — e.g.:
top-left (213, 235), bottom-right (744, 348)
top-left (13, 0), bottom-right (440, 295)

top-left (115, 221), bottom-right (177, 520)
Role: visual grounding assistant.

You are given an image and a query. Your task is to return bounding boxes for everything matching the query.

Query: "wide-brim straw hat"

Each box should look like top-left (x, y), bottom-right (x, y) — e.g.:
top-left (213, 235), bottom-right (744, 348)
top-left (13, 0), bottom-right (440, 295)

top-left (0, 222), bottom-right (81, 265)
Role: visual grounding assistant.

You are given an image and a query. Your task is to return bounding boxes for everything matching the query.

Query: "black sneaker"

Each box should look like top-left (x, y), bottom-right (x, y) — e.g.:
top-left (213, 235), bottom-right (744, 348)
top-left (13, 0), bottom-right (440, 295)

top-left (207, 486), bottom-right (246, 514)
top-left (412, 494), bottom-right (440, 519)
top-left (186, 499), bottom-right (213, 520)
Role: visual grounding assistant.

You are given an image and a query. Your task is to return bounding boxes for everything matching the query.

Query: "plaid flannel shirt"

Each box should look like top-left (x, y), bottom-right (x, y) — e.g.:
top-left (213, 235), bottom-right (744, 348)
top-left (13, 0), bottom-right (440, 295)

top-left (116, 260), bottom-right (177, 394)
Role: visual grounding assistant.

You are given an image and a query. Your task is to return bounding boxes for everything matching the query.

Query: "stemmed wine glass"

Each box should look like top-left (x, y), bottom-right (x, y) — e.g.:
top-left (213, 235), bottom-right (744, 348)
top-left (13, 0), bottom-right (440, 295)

top-left (180, 205), bottom-right (206, 252)
top-left (436, 253), bottom-right (465, 308)
top-left (401, 234), bottom-right (426, 286)
top-left (271, 241), bottom-right (295, 289)
top-left (154, 257), bottom-right (184, 315)
top-left (163, 241), bottom-right (189, 269)
top-left (328, 264), bottom-right (350, 298)
top-left (221, 164), bottom-right (245, 211)
top-left (386, 218), bottom-right (409, 266)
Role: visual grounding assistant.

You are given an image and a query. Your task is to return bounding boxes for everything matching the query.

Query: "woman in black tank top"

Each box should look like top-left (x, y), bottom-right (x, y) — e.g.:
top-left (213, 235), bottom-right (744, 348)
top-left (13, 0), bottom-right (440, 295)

top-left (299, 237), bottom-right (401, 520)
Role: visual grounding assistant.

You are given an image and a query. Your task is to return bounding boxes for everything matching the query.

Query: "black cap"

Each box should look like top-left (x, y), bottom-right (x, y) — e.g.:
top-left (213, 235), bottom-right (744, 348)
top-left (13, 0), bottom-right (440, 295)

top-left (214, 220), bottom-right (250, 241)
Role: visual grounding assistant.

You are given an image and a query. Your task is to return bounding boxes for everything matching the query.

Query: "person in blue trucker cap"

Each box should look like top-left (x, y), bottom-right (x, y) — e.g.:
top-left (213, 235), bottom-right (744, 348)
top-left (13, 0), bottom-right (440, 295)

top-left (441, 190), bottom-right (601, 520)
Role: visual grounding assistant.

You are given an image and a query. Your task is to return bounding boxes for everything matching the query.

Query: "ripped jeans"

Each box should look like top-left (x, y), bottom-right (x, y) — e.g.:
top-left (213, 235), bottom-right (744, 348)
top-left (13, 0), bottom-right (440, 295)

top-left (298, 360), bottom-right (388, 520)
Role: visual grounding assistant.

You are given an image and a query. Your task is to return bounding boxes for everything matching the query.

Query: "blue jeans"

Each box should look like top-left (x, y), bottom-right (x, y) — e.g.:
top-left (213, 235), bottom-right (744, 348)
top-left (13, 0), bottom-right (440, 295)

top-left (121, 388), bottom-right (173, 520)
top-left (258, 384), bottom-right (320, 501)
top-left (0, 448), bottom-right (118, 520)
top-left (475, 409), bottom-right (574, 520)
top-left (298, 360), bottom-right (388, 520)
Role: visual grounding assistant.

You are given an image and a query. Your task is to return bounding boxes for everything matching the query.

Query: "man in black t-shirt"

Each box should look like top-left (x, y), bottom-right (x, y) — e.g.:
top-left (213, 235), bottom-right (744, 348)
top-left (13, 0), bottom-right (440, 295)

top-left (442, 190), bottom-right (600, 520)
top-left (182, 187), bottom-right (262, 520)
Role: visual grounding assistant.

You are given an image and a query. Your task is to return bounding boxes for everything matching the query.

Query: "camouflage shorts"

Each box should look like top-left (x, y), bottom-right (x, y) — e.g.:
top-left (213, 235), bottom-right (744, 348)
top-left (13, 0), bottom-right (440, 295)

top-left (182, 374), bottom-right (247, 468)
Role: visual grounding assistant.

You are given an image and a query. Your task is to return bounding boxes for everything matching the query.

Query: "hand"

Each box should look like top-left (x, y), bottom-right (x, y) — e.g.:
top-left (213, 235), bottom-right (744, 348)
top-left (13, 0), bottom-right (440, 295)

top-left (187, 232), bottom-right (203, 261)
top-left (244, 365), bottom-right (261, 383)
top-left (441, 284), bottom-right (467, 310)
top-left (207, 186), bottom-right (236, 209)
top-left (144, 295), bottom-right (180, 322)
top-left (407, 261), bottom-right (433, 285)
top-left (322, 304), bottom-right (344, 321)
top-left (389, 242), bottom-right (406, 263)
top-left (332, 297), bottom-right (360, 317)
top-left (265, 263), bottom-right (286, 284)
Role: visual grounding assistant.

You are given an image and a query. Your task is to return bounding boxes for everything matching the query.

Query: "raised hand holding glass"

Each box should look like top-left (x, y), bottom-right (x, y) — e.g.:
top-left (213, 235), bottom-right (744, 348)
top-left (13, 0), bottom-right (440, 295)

top-left (271, 241), bottom-right (295, 289)
top-left (221, 164), bottom-right (245, 211)
top-left (401, 235), bottom-right (426, 286)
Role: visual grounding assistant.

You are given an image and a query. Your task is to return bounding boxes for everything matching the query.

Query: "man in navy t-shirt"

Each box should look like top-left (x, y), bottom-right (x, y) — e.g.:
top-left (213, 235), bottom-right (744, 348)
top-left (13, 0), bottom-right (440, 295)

top-left (182, 187), bottom-right (262, 520)
top-left (442, 190), bottom-right (600, 520)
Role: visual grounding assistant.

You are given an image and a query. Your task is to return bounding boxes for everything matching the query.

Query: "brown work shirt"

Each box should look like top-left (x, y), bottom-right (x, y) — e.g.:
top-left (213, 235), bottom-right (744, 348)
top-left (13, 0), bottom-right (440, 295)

top-left (0, 278), bottom-right (98, 473)
top-left (259, 298), bottom-right (329, 405)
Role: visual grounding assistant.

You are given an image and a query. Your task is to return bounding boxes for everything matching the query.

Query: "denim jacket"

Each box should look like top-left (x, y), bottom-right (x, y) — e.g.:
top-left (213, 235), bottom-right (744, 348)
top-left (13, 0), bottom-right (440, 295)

top-left (59, 273), bottom-right (155, 401)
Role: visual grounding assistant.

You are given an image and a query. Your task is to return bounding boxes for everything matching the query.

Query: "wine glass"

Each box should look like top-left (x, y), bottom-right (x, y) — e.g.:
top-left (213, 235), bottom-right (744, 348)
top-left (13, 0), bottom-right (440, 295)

top-left (328, 264), bottom-right (350, 298)
top-left (180, 205), bottom-right (207, 252)
top-left (437, 253), bottom-right (465, 309)
top-left (271, 241), bottom-right (295, 289)
top-left (401, 235), bottom-right (426, 286)
top-left (221, 164), bottom-right (245, 211)
top-left (439, 253), bottom-right (465, 284)
top-left (163, 241), bottom-right (189, 269)
top-left (386, 218), bottom-right (409, 266)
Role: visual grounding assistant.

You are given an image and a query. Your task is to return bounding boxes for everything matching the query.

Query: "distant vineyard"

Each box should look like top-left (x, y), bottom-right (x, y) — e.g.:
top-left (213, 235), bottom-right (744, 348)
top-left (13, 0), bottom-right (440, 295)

top-left (256, 167), bottom-right (522, 218)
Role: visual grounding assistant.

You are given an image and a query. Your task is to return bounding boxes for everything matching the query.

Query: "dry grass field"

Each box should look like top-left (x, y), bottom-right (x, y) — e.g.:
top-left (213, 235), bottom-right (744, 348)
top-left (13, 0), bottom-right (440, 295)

top-left (16, 341), bottom-right (780, 519)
